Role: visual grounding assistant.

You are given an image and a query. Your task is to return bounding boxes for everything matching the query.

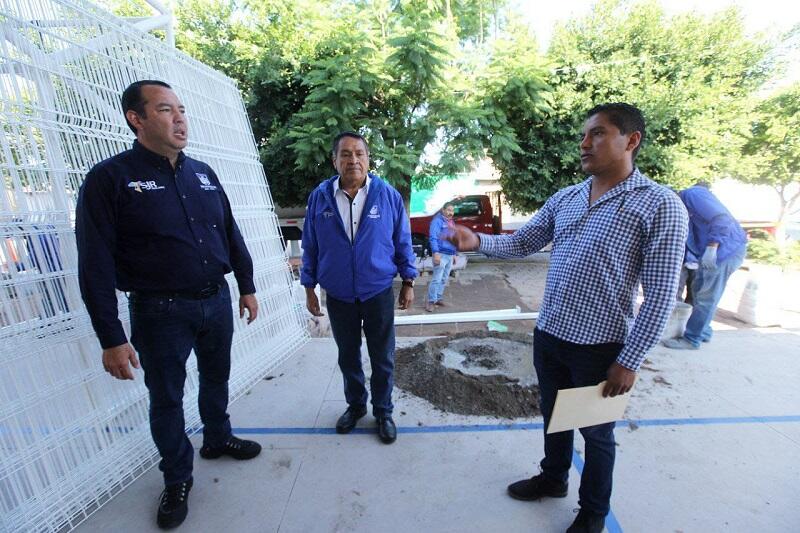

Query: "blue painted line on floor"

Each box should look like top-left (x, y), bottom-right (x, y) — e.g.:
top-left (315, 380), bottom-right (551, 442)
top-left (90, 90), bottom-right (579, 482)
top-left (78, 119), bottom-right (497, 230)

top-left (231, 414), bottom-right (800, 435)
top-left (571, 450), bottom-right (623, 533)
top-left (625, 414), bottom-right (800, 427)
top-left (3, 415), bottom-right (798, 436)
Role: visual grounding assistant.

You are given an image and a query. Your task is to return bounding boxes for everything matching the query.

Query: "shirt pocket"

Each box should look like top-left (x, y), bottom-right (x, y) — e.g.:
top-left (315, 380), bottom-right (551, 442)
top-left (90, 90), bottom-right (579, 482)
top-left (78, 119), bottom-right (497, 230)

top-left (552, 211), bottom-right (586, 249)
top-left (602, 208), bottom-right (645, 256)
top-left (197, 189), bottom-right (226, 226)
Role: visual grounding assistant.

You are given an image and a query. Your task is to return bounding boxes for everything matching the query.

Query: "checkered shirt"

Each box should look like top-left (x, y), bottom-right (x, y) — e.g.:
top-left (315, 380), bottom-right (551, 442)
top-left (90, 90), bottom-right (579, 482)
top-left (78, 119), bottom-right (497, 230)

top-left (479, 169), bottom-right (688, 371)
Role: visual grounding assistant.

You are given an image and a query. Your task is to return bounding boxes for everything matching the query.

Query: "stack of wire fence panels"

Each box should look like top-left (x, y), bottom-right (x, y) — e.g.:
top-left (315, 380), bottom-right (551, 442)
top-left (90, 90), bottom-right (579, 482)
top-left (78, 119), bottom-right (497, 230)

top-left (0, 1), bottom-right (309, 531)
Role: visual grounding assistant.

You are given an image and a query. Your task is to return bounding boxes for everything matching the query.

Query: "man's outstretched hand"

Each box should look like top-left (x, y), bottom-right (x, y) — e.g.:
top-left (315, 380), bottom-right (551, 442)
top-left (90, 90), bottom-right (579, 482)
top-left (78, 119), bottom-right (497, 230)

top-left (444, 225), bottom-right (480, 252)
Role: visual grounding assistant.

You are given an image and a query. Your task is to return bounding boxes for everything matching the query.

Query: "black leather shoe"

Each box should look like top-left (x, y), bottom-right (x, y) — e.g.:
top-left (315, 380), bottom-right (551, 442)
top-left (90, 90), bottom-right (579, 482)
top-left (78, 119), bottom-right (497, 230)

top-left (336, 406), bottom-right (367, 434)
top-left (566, 508), bottom-right (606, 533)
top-left (157, 478), bottom-right (192, 529)
top-left (376, 416), bottom-right (397, 444)
top-left (199, 436), bottom-right (261, 460)
top-left (507, 473), bottom-right (568, 501)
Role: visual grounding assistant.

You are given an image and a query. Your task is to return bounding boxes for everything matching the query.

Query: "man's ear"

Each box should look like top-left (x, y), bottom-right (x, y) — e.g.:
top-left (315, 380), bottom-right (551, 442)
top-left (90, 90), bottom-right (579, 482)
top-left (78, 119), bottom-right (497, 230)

top-left (627, 131), bottom-right (642, 154)
top-left (126, 110), bottom-right (142, 132)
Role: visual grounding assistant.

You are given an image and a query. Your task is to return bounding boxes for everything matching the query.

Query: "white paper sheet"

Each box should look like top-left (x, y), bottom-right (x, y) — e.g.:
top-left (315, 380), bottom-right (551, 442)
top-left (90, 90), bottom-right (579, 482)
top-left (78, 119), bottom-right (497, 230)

top-left (546, 381), bottom-right (632, 434)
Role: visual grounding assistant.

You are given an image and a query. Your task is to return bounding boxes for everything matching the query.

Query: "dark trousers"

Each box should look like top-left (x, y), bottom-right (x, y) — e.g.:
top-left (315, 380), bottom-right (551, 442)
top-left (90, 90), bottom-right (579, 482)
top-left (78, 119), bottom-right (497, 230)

top-left (326, 286), bottom-right (395, 417)
top-left (534, 328), bottom-right (622, 516)
top-left (129, 286), bottom-right (234, 486)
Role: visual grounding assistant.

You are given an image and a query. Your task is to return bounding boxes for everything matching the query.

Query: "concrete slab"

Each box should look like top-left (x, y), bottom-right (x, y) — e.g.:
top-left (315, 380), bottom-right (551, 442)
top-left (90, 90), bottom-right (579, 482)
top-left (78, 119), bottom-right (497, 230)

top-left (76, 325), bottom-right (800, 533)
top-left (75, 258), bottom-right (800, 533)
top-left (80, 440), bottom-right (301, 533)
top-left (278, 428), bottom-right (579, 533)
top-left (613, 423), bottom-right (799, 532)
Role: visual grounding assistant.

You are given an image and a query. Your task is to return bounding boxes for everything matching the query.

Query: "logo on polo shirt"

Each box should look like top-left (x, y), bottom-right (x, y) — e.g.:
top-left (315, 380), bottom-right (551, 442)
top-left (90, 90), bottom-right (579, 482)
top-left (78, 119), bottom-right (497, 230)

top-left (196, 173), bottom-right (217, 191)
top-left (128, 180), bottom-right (164, 193)
top-left (323, 210), bottom-right (334, 218)
top-left (367, 205), bottom-right (380, 219)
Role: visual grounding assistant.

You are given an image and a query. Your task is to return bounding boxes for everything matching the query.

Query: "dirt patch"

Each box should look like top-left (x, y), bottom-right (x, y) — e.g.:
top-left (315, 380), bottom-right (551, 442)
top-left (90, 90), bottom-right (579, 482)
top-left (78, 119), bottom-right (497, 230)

top-left (461, 344), bottom-right (500, 369)
top-left (395, 330), bottom-right (540, 419)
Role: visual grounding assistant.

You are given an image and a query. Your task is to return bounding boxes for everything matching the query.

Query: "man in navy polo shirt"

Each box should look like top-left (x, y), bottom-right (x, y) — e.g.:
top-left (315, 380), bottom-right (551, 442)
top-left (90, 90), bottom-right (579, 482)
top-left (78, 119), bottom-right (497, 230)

top-left (301, 131), bottom-right (417, 445)
top-left (76, 80), bottom-right (261, 529)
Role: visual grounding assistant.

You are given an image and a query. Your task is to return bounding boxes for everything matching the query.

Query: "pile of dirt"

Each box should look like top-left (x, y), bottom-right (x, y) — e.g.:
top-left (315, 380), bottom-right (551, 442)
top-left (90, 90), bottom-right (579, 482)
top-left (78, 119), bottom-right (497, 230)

top-left (395, 330), bottom-right (540, 419)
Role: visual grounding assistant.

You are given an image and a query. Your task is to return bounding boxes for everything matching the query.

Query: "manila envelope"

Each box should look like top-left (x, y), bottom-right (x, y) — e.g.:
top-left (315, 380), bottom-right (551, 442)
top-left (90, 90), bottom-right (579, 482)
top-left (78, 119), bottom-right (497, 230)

top-left (546, 381), bottom-right (632, 434)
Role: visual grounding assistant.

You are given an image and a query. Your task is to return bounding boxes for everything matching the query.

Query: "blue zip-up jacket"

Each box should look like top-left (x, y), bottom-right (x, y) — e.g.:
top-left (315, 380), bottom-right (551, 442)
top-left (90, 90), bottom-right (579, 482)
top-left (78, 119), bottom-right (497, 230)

top-left (300, 173), bottom-right (417, 302)
top-left (678, 185), bottom-right (747, 263)
top-left (428, 212), bottom-right (457, 255)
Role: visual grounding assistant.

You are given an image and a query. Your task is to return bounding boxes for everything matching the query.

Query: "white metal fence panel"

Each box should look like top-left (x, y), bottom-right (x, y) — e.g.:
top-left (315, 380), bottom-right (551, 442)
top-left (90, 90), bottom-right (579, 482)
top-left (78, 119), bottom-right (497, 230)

top-left (0, 1), bottom-right (308, 531)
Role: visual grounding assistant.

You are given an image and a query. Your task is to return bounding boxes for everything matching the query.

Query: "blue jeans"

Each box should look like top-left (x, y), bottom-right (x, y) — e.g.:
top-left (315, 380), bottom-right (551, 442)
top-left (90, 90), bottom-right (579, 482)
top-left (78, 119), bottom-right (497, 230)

top-left (327, 286), bottom-right (395, 417)
top-left (427, 253), bottom-right (454, 303)
top-left (683, 247), bottom-right (745, 346)
top-left (129, 285), bottom-right (234, 485)
top-left (533, 328), bottom-right (621, 516)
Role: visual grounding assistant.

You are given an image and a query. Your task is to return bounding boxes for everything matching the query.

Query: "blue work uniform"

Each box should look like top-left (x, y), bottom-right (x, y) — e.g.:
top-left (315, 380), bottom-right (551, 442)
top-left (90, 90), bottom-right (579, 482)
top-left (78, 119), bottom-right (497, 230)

top-left (76, 140), bottom-right (255, 485)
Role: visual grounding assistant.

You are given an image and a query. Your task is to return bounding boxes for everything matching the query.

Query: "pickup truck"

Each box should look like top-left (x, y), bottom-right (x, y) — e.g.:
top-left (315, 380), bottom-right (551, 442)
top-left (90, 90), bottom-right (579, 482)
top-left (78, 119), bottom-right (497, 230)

top-left (409, 193), bottom-right (509, 256)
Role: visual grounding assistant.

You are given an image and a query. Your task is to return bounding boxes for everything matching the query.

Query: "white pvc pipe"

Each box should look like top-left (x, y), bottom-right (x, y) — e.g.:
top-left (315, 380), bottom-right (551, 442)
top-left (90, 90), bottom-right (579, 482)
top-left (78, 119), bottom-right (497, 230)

top-left (394, 307), bottom-right (539, 325)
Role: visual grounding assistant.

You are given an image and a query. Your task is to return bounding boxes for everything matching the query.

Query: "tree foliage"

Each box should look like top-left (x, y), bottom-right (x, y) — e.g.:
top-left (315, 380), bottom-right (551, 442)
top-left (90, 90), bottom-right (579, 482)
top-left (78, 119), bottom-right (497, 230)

top-left (170, 0), bottom-right (516, 208)
top-left (495, 0), bottom-right (773, 211)
top-left (734, 83), bottom-right (800, 234)
top-left (100, 0), bottom-right (785, 216)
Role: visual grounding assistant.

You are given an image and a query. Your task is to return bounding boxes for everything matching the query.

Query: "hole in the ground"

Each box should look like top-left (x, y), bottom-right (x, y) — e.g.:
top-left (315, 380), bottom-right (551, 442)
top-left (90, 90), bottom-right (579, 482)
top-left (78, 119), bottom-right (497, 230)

top-left (395, 330), bottom-right (540, 419)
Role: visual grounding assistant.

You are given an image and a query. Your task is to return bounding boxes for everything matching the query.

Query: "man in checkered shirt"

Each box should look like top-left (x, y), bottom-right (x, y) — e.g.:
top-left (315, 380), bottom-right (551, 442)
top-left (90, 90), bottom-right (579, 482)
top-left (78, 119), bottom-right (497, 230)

top-left (448, 103), bottom-right (688, 533)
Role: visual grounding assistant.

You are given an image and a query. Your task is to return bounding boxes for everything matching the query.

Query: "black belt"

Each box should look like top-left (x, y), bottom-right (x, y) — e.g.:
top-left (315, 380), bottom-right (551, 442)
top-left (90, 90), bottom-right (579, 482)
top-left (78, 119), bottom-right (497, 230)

top-left (130, 284), bottom-right (221, 300)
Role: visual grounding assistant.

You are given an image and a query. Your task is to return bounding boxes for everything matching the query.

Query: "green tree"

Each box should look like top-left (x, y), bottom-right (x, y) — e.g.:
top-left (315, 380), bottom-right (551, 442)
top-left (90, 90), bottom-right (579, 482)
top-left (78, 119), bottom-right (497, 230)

top-left (253, 0), bottom-right (517, 207)
top-left (493, 0), bottom-right (773, 212)
top-left (735, 83), bottom-right (800, 243)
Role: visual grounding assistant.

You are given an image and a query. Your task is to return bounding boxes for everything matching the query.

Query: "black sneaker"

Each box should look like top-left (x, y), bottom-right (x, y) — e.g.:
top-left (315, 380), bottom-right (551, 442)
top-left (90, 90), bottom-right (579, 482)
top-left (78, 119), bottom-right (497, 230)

top-left (157, 478), bottom-right (192, 529)
top-left (566, 508), bottom-right (606, 533)
top-left (199, 436), bottom-right (262, 460)
top-left (507, 473), bottom-right (568, 501)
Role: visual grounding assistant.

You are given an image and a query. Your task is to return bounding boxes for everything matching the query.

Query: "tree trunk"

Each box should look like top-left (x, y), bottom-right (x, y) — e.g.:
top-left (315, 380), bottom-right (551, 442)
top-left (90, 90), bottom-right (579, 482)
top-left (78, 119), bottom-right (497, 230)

top-left (775, 184), bottom-right (800, 248)
top-left (396, 175), bottom-right (412, 214)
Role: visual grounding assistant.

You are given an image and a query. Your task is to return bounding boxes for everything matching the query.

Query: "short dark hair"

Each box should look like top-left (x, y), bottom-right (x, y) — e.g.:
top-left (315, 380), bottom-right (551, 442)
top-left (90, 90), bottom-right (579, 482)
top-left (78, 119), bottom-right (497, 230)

top-left (121, 80), bottom-right (172, 133)
top-left (332, 131), bottom-right (369, 157)
top-left (586, 103), bottom-right (646, 160)
top-left (442, 201), bottom-right (454, 210)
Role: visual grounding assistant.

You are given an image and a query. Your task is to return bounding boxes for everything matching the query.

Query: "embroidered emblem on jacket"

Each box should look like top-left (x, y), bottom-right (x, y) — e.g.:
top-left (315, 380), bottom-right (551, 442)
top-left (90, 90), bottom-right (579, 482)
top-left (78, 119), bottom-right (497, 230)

top-left (196, 173), bottom-right (217, 191)
top-left (127, 180), bottom-right (164, 192)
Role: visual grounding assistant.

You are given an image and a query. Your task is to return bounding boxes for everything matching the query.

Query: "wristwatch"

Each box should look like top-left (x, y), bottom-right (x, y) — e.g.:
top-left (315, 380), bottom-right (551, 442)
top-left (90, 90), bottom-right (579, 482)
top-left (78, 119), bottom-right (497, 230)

top-left (401, 279), bottom-right (415, 288)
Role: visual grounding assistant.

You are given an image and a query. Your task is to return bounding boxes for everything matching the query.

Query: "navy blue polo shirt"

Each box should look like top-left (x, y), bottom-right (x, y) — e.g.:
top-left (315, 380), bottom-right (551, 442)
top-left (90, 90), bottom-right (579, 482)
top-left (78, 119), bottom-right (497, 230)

top-left (76, 141), bottom-right (255, 349)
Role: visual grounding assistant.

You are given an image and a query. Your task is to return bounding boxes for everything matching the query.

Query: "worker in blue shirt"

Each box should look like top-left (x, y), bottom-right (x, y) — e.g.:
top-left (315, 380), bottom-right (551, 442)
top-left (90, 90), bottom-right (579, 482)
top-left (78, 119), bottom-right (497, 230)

top-left (425, 201), bottom-right (457, 312)
top-left (663, 183), bottom-right (747, 350)
top-left (76, 80), bottom-right (261, 529)
top-left (301, 131), bottom-right (417, 445)
top-left (447, 104), bottom-right (688, 533)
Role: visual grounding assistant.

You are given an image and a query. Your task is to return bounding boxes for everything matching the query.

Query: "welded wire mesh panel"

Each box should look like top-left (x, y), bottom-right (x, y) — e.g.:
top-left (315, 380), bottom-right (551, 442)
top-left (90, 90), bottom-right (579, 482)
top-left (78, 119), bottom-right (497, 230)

top-left (0, 1), bottom-right (308, 531)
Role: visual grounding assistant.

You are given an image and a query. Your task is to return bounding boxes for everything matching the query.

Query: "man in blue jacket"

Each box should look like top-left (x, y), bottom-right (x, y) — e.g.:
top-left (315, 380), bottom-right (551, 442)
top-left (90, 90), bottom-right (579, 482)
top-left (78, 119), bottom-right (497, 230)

top-left (76, 80), bottom-right (261, 529)
top-left (663, 183), bottom-right (747, 350)
top-left (301, 131), bottom-right (417, 444)
top-left (425, 202), bottom-right (457, 312)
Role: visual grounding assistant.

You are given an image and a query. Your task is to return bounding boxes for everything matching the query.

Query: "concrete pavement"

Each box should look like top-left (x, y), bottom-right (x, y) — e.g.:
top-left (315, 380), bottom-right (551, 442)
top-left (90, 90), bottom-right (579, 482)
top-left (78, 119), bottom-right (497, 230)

top-left (77, 326), bottom-right (800, 532)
